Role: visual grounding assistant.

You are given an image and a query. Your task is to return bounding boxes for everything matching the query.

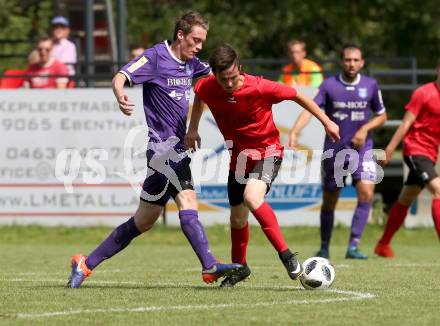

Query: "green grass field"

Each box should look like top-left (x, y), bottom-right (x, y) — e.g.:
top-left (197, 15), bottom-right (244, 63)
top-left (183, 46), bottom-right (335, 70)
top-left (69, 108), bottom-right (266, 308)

top-left (0, 224), bottom-right (439, 325)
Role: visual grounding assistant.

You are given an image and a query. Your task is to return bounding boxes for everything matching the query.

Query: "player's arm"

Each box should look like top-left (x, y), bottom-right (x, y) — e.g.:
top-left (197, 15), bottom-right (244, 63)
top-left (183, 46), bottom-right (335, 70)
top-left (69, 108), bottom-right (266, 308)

top-left (112, 72), bottom-right (135, 116)
top-left (292, 91), bottom-right (340, 143)
top-left (351, 111), bottom-right (387, 149)
top-left (288, 110), bottom-right (313, 147)
top-left (185, 95), bottom-right (205, 150)
top-left (379, 110), bottom-right (417, 166)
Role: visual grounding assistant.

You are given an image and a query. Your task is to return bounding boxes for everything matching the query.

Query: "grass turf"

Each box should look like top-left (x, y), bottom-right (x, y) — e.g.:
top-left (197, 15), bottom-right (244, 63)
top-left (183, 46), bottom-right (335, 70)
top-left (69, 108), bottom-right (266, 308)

top-left (0, 224), bottom-right (439, 325)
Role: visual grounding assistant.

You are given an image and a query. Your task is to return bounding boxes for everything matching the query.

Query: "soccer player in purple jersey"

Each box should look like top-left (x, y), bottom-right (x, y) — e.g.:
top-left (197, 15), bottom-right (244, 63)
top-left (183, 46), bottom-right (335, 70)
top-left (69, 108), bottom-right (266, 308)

top-left (289, 44), bottom-right (387, 259)
top-left (67, 11), bottom-right (242, 288)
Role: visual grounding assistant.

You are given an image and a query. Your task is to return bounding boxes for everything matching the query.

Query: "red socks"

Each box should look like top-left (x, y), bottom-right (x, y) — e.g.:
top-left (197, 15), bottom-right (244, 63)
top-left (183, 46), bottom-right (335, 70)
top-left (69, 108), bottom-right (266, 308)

top-left (231, 222), bottom-right (249, 264)
top-left (252, 202), bottom-right (288, 252)
top-left (379, 202), bottom-right (409, 245)
top-left (432, 198), bottom-right (440, 240)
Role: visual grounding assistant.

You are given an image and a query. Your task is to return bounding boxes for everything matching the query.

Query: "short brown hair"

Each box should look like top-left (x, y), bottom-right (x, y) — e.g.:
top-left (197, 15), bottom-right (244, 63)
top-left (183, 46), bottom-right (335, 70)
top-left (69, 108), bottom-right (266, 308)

top-left (341, 43), bottom-right (363, 59)
top-left (287, 39), bottom-right (306, 51)
top-left (209, 44), bottom-right (240, 74)
top-left (37, 36), bottom-right (52, 45)
top-left (173, 11), bottom-right (209, 40)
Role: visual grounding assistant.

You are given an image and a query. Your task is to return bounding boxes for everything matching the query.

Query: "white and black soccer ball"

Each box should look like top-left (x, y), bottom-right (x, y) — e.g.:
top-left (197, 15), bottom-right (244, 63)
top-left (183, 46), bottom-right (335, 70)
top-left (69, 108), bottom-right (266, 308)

top-left (299, 257), bottom-right (335, 290)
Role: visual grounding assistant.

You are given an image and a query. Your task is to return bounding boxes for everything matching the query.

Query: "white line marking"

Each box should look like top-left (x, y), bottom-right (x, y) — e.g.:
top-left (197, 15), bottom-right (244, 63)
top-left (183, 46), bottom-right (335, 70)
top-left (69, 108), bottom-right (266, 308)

top-left (0, 279), bottom-right (375, 319)
top-left (15, 289), bottom-right (374, 319)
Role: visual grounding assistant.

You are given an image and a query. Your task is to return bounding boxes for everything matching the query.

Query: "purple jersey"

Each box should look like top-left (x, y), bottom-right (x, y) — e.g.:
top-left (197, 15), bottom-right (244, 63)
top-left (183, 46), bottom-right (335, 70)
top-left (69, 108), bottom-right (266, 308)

top-left (120, 41), bottom-right (211, 152)
top-left (314, 74), bottom-right (386, 151)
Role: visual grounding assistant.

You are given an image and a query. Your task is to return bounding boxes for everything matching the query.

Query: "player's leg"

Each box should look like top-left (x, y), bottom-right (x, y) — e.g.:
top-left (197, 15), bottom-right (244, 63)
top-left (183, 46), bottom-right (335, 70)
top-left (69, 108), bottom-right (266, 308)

top-left (241, 157), bottom-right (302, 280)
top-left (67, 166), bottom-right (169, 288)
top-left (244, 178), bottom-right (289, 252)
top-left (427, 177), bottom-right (440, 239)
top-left (317, 155), bottom-right (342, 258)
top-left (226, 174), bottom-right (250, 266)
top-left (174, 189), bottom-right (217, 270)
top-left (375, 155), bottom-right (429, 258)
top-left (317, 189), bottom-right (340, 258)
top-left (374, 185), bottom-right (421, 258)
top-left (345, 180), bottom-right (374, 259)
top-left (171, 159), bottom-right (242, 283)
top-left (68, 200), bottom-right (163, 288)
top-left (220, 196), bottom-right (251, 288)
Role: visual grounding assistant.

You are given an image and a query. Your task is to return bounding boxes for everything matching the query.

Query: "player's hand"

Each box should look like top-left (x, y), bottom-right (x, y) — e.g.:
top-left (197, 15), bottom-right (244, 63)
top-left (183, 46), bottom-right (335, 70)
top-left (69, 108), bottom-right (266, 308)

top-left (118, 94), bottom-right (135, 116)
top-left (287, 131), bottom-right (299, 148)
top-left (377, 147), bottom-right (393, 167)
top-left (325, 120), bottom-right (340, 143)
top-left (351, 128), bottom-right (367, 149)
top-left (184, 129), bottom-right (201, 151)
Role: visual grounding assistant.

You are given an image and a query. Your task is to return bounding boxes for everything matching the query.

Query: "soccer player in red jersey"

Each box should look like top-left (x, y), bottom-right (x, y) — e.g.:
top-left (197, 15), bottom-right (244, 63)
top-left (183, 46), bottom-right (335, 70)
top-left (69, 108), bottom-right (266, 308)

top-left (375, 59), bottom-right (440, 258)
top-left (24, 36), bottom-right (69, 89)
top-left (185, 44), bottom-right (340, 287)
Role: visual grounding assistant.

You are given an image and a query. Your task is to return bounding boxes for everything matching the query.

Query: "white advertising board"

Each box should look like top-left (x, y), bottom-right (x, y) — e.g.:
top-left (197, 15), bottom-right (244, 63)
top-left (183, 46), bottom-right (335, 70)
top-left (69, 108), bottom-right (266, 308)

top-left (0, 88), bottom-right (357, 226)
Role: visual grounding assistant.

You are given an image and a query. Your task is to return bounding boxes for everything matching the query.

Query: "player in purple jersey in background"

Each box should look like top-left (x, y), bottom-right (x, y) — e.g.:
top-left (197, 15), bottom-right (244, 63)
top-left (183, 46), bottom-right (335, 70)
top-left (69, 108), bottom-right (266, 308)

top-left (289, 44), bottom-right (387, 259)
top-left (67, 11), bottom-right (242, 288)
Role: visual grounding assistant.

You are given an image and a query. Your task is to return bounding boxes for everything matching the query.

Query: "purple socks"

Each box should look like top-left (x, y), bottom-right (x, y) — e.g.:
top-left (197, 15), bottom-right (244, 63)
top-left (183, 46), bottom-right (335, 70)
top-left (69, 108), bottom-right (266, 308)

top-left (179, 209), bottom-right (217, 270)
top-left (86, 217), bottom-right (141, 270)
top-left (349, 201), bottom-right (371, 248)
top-left (320, 210), bottom-right (335, 251)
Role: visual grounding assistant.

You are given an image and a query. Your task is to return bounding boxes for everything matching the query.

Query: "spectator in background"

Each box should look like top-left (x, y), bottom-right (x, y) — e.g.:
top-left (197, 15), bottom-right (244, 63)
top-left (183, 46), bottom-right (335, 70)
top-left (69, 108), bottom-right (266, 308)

top-left (27, 50), bottom-right (40, 66)
top-left (50, 16), bottom-right (77, 77)
top-left (129, 44), bottom-right (145, 60)
top-left (23, 37), bottom-right (68, 89)
top-left (279, 39), bottom-right (323, 88)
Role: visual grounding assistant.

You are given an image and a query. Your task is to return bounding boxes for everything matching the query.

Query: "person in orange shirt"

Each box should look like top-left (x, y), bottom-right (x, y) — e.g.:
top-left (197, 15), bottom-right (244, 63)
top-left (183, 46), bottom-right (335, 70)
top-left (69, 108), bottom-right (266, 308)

top-left (279, 39), bottom-right (323, 88)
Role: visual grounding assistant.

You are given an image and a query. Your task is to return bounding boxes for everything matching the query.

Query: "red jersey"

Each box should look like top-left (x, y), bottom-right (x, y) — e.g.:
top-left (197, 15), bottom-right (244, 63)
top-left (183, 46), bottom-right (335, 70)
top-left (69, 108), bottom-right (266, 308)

top-left (403, 82), bottom-right (440, 163)
top-left (194, 73), bottom-right (297, 172)
top-left (24, 58), bottom-right (68, 89)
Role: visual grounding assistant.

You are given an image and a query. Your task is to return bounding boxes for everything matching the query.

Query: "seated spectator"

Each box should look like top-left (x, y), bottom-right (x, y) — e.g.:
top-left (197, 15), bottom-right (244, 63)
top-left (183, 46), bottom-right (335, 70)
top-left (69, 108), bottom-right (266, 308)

top-left (23, 37), bottom-right (69, 89)
top-left (129, 44), bottom-right (145, 60)
top-left (279, 39), bottom-right (323, 88)
top-left (50, 16), bottom-right (77, 77)
top-left (27, 50), bottom-right (40, 66)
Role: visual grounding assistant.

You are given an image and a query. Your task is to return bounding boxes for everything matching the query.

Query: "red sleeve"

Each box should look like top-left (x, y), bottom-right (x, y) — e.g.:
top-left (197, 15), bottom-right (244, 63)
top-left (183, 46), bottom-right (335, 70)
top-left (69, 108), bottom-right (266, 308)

top-left (257, 78), bottom-right (297, 104)
top-left (405, 87), bottom-right (425, 116)
top-left (194, 76), bottom-right (211, 102)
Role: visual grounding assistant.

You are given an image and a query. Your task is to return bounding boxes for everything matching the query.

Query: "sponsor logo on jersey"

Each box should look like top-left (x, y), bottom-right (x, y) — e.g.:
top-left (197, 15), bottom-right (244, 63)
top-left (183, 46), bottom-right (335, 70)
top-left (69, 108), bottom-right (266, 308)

top-left (358, 87), bottom-right (368, 98)
top-left (127, 56), bottom-right (149, 73)
top-left (215, 113), bottom-right (257, 127)
top-left (167, 78), bottom-right (192, 86)
top-left (168, 90), bottom-right (184, 100)
top-left (351, 111), bottom-right (365, 121)
top-left (333, 101), bottom-right (368, 109)
top-left (333, 111), bottom-right (349, 121)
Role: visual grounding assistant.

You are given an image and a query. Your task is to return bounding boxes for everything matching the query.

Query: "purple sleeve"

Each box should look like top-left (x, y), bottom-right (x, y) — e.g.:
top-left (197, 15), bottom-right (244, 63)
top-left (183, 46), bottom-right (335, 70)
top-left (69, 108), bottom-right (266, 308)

top-left (119, 48), bottom-right (157, 85)
top-left (192, 57), bottom-right (211, 78)
top-left (370, 81), bottom-right (386, 114)
top-left (313, 82), bottom-right (327, 109)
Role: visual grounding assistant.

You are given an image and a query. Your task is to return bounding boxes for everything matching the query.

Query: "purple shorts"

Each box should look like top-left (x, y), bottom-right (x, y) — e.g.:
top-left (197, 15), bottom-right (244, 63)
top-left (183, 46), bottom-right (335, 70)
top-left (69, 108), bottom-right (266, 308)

top-left (140, 148), bottom-right (194, 206)
top-left (321, 141), bottom-right (377, 192)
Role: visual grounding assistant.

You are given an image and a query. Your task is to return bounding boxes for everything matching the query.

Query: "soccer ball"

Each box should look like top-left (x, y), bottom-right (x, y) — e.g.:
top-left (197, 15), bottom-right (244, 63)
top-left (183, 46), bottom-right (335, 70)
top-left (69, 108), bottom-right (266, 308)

top-left (299, 257), bottom-right (335, 290)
